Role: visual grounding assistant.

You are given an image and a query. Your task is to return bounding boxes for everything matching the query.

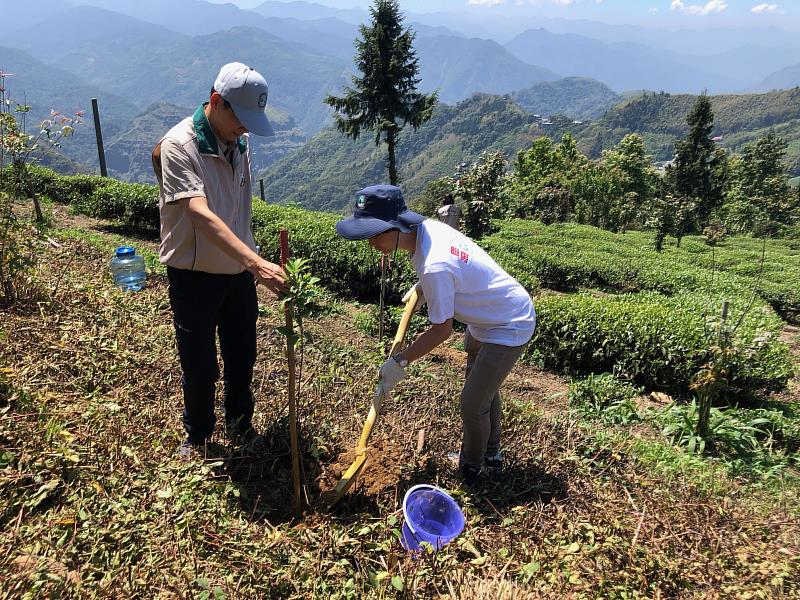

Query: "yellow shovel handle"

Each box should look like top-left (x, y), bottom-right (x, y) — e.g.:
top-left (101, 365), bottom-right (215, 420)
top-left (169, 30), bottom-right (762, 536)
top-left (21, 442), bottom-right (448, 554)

top-left (355, 287), bottom-right (420, 452)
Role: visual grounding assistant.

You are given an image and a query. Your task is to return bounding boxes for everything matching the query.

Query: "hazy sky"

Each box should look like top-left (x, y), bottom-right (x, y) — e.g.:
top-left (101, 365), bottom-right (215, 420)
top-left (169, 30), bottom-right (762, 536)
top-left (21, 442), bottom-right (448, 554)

top-left (207, 0), bottom-right (799, 28)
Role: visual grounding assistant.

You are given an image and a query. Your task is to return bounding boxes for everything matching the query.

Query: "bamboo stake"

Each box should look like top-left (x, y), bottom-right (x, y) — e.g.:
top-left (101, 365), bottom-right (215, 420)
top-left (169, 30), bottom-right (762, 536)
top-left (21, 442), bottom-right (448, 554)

top-left (378, 254), bottom-right (386, 342)
top-left (280, 229), bottom-right (303, 518)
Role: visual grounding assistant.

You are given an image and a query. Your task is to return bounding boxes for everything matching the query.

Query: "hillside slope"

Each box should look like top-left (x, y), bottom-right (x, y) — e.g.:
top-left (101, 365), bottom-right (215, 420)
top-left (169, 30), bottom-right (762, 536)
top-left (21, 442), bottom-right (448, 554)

top-left (0, 45), bottom-right (139, 173)
top-left (262, 94), bottom-right (542, 211)
top-left (577, 88), bottom-right (800, 174)
top-left (415, 36), bottom-right (558, 104)
top-left (511, 77), bottom-right (622, 120)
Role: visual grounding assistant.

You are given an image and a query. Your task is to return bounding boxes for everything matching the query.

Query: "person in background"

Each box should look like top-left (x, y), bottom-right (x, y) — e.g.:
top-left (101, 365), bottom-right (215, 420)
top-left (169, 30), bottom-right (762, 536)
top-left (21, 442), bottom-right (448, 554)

top-left (335, 185), bottom-right (536, 487)
top-left (152, 62), bottom-right (287, 458)
top-left (436, 193), bottom-right (461, 231)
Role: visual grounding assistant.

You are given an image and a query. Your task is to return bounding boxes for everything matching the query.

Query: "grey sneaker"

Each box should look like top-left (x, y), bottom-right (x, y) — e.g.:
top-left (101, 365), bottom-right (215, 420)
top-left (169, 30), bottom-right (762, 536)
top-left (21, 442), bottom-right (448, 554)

top-left (175, 439), bottom-right (206, 461)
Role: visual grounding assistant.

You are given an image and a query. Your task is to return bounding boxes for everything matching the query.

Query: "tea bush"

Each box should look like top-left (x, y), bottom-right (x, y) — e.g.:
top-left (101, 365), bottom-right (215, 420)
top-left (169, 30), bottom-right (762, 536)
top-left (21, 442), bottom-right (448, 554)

top-left (531, 291), bottom-right (792, 398)
top-left (483, 220), bottom-right (800, 322)
top-left (251, 202), bottom-right (416, 303)
top-left (83, 180), bottom-right (160, 231)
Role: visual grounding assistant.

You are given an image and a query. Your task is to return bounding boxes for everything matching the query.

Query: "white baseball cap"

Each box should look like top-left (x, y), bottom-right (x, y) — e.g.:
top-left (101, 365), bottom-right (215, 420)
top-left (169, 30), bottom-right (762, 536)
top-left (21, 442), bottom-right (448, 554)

top-left (213, 62), bottom-right (275, 137)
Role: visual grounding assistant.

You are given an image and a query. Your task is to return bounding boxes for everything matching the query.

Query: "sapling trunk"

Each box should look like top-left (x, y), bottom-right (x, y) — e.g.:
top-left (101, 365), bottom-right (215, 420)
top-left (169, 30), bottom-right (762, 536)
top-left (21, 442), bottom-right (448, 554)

top-left (280, 229), bottom-right (303, 518)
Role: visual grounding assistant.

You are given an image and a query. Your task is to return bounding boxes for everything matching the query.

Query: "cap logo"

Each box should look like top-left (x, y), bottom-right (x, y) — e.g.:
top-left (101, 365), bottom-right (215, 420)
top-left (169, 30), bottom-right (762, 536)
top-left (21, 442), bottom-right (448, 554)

top-left (356, 194), bottom-right (366, 209)
top-left (258, 93), bottom-right (267, 108)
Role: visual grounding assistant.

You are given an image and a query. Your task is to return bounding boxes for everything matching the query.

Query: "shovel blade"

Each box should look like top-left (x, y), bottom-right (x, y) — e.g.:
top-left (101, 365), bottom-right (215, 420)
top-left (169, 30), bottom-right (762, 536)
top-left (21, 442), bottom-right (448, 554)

top-left (327, 453), bottom-right (369, 509)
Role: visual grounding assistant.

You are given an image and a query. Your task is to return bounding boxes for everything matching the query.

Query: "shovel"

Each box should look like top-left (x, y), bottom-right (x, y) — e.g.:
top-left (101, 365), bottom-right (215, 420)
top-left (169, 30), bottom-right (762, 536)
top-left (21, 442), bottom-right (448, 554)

top-left (326, 287), bottom-right (420, 509)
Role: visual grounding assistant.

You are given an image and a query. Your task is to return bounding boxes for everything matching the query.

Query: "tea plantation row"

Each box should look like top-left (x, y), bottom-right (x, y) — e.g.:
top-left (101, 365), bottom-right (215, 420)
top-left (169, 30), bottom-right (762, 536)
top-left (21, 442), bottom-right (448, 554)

top-left (12, 167), bottom-right (795, 398)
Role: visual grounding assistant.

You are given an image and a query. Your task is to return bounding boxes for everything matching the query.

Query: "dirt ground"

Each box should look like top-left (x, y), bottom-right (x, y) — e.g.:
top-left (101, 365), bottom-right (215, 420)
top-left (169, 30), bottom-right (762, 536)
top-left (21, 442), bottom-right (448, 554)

top-left (2, 210), bottom-right (799, 598)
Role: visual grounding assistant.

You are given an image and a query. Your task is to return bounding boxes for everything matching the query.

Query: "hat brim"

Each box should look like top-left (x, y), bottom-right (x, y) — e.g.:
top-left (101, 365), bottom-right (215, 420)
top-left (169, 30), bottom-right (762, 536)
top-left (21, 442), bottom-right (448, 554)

top-left (229, 102), bottom-right (275, 137)
top-left (336, 210), bottom-right (426, 241)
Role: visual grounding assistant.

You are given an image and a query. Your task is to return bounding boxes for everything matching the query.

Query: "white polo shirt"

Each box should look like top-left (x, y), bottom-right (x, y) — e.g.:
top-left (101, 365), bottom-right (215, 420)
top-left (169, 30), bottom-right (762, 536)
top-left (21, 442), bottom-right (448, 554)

top-left (155, 105), bottom-right (257, 274)
top-left (410, 220), bottom-right (536, 347)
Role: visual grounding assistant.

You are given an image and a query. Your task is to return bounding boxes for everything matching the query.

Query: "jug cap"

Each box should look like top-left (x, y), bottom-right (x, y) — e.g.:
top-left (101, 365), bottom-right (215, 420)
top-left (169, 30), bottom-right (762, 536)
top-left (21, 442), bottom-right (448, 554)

top-left (115, 246), bottom-right (135, 257)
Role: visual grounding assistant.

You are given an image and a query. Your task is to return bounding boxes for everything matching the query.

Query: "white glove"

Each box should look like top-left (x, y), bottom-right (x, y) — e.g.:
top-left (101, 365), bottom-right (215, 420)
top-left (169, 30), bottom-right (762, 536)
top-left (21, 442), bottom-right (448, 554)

top-left (379, 356), bottom-right (407, 393)
top-left (402, 282), bottom-right (426, 307)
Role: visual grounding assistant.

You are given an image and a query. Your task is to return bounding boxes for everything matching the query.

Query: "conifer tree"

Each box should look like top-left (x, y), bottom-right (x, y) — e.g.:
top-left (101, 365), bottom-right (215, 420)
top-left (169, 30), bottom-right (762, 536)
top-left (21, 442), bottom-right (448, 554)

top-left (672, 93), bottom-right (727, 235)
top-left (325, 0), bottom-right (437, 184)
top-left (726, 132), bottom-right (798, 235)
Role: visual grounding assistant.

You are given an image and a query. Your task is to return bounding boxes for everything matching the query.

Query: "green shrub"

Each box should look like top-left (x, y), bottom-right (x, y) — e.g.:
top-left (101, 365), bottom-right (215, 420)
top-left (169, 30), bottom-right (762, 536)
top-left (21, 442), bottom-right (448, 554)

top-left (568, 373), bottom-right (641, 424)
top-left (656, 401), bottom-right (771, 458)
top-left (482, 219), bottom-right (800, 322)
top-left (735, 407), bottom-right (800, 453)
top-left (83, 180), bottom-right (160, 231)
top-left (531, 291), bottom-right (792, 398)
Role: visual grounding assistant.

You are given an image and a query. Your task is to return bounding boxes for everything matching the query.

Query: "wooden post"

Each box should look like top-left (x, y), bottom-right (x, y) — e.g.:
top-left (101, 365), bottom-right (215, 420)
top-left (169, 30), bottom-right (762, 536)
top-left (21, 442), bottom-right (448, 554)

top-left (280, 229), bottom-right (303, 518)
top-left (91, 98), bottom-right (107, 177)
top-left (259, 179), bottom-right (265, 202)
top-left (378, 255), bottom-right (386, 342)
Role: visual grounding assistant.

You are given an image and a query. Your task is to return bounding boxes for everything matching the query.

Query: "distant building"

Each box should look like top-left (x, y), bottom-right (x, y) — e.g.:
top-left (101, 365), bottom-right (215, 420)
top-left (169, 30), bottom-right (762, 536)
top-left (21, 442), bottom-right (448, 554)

top-left (654, 160), bottom-right (674, 172)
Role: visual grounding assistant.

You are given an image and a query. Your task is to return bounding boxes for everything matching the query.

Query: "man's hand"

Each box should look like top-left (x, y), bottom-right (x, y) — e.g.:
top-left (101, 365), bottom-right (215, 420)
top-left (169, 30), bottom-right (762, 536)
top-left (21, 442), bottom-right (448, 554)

top-left (184, 196), bottom-right (287, 297)
top-left (379, 356), bottom-right (407, 393)
top-left (402, 282), bottom-right (426, 308)
top-left (250, 258), bottom-right (287, 296)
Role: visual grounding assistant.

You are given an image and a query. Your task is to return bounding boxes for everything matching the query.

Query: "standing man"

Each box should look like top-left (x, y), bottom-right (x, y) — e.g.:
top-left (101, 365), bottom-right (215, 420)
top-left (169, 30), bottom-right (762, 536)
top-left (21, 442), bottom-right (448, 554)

top-left (152, 62), bottom-right (287, 458)
top-left (436, 194), bottom-right (461, 231)
top-left (335, 185), bottom-right (536, 487)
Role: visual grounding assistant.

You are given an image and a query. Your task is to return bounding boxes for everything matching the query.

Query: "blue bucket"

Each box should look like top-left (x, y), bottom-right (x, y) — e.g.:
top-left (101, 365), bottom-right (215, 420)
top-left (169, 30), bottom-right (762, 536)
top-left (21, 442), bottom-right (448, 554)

top-left (401, 484), bottom-right (465, 551)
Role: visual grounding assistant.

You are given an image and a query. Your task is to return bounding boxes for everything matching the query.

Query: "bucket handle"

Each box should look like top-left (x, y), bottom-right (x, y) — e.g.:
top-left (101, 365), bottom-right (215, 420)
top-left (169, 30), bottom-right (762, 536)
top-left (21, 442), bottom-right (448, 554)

top-left (402, 484), bottom-right (440, 537)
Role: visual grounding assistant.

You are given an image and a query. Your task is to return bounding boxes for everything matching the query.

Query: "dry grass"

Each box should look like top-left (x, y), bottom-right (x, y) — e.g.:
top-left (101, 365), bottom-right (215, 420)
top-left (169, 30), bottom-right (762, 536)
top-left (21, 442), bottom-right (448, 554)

top-left (0, 222), bottom-right (798, 598)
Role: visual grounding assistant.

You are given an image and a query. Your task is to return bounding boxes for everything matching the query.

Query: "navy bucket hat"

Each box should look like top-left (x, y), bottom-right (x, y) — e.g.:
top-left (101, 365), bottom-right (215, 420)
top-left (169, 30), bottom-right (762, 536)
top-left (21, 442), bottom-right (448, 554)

top-left (335, 185), bottom-right (426, 240)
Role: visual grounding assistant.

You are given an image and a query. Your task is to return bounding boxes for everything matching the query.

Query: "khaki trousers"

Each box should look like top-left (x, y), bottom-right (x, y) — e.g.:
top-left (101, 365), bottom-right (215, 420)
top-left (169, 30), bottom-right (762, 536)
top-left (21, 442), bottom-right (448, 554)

top-left (460, 329), bottom-right (528, 468)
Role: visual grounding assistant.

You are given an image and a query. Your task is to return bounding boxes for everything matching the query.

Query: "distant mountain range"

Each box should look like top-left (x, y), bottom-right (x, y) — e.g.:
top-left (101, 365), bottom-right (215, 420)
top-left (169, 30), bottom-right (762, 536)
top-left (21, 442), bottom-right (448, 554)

top-left (414, 36), bottom-right (557, 104)
top-left (505, 29), bottom-right (755, 93)
top-left (4, 0), bottom-right (800, 190)
top-left (754, 64), bottom-right (800, 92)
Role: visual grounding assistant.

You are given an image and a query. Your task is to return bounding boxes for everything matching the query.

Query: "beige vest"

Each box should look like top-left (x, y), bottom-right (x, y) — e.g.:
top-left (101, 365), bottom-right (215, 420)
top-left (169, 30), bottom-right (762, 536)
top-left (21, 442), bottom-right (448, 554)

top-left (153, 106), bottom-right (257, 274)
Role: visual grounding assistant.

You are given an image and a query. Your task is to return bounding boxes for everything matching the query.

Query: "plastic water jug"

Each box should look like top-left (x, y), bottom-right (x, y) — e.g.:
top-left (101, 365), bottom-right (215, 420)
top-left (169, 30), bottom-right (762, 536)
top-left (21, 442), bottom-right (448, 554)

top-left (110, 246), bottom-right (146, 291)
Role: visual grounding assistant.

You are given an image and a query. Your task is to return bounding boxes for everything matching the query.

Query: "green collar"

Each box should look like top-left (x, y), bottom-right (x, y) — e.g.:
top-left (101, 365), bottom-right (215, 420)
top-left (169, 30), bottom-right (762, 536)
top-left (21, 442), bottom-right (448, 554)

top-left (193, 104), bottom-right (247, 157)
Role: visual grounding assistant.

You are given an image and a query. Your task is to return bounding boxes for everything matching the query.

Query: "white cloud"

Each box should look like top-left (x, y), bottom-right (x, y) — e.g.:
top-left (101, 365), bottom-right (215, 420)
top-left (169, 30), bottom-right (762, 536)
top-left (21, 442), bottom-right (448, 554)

top-left (751, 3), bottom-right (778, 13)
top-left (467, 0), bottom-right (505, 6)
top-left (670, 0), bottom-right (728, 15)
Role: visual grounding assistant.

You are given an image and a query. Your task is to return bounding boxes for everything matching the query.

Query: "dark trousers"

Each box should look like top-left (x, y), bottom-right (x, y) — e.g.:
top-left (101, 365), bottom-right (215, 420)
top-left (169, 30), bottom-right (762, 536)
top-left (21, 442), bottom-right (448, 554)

top-left (167, 266), bottom-right (258, 443)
